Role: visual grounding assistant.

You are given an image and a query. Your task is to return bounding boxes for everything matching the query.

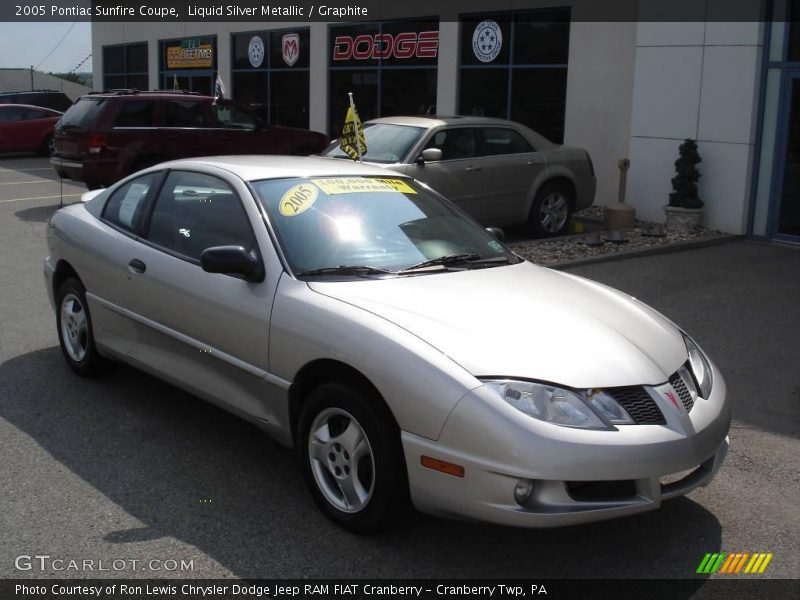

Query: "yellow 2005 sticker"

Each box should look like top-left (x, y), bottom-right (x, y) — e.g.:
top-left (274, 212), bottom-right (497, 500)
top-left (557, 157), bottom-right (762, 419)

top-left (311, 177), bottom-right (417, 195)
top-left (279, 183), bottom-right (319, 216)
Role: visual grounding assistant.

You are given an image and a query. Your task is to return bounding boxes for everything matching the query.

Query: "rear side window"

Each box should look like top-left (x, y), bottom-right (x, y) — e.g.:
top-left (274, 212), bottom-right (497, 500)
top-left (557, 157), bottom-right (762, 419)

top-left (146, 171), bottom-right (254, 261)
top-left (102, 173), bottom-right (158, 233)
top-left (165, 101), bottom-right (209, 128)
top-left (60, 98), bottom-right (107, 129)
top-left (479, 127), bottom-right (535, 156)
top-left (0, 107), bottom-right (23, 122)
top-left (113, 101), bottom-right (155, 127)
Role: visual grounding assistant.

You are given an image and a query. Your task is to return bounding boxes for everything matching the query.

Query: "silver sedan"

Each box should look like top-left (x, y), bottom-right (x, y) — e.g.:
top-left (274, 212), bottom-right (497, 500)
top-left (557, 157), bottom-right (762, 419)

top-left (324, 116), bottom-right (596, 236)
top-left (44, 156), bottom-right (729, 532)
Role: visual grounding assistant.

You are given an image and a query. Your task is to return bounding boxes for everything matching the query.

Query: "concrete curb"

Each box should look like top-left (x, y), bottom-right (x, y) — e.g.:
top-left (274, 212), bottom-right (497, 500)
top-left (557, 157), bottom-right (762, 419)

top-left (536, 234), bottom-right (742, 270)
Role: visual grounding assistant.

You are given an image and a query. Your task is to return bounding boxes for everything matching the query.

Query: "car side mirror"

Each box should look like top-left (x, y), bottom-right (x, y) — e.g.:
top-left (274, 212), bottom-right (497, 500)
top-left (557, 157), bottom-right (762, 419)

top-left (416, 147), bottom-right (443, 164)
top-left (200, 245), bottom-right (265, 282)
top-left (485, 227), bottom-right (505, 242)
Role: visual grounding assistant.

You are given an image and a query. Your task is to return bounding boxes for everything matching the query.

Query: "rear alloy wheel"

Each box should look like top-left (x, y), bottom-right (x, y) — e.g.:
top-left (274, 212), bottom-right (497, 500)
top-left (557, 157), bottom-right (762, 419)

top-left (298, 382), bottom-right (409, 532)
top-left (530, 182), bottom-right (573, 237)
top-left (56, 278), bottom-right (109, 377)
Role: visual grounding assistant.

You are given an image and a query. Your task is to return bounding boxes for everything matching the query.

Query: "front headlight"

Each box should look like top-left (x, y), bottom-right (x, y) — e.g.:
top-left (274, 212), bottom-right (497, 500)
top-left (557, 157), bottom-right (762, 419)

top-left (683, 334), bottom-right (713, 398)
top-left (482, 380), bottom-right (633, 429)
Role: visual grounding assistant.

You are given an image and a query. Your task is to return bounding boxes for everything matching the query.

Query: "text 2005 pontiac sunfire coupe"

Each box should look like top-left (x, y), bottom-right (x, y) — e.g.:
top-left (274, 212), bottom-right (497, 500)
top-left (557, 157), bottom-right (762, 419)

top-left (44, 156), bottom-right (730, 532)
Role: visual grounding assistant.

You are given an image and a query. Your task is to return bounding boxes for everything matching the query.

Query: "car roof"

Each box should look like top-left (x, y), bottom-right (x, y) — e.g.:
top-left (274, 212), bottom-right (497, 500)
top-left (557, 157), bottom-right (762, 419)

top-left (366, 115), bottom-right (527, 128)
top-left (0, 103), bottom-right (62, 114)
top-left (158, 155), bottom-right (405, 181)
top-left (83, 90), bottom-right (210, 100)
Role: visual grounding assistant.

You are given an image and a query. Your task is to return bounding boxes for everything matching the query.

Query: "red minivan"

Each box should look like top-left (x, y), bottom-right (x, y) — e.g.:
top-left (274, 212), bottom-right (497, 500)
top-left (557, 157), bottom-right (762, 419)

top-left (51, 91), bottom-right (328, 189)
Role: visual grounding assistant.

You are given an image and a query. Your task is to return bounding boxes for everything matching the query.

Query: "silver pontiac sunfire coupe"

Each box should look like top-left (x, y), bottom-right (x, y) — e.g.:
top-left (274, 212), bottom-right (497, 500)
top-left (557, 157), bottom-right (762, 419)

top-left (44, 156), bottom-right (730, 532)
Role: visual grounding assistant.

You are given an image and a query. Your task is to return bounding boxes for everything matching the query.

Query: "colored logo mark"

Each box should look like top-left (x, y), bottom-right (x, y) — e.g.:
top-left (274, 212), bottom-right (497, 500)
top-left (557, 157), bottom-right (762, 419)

top-left (696, 552), bottom-right (774, 574)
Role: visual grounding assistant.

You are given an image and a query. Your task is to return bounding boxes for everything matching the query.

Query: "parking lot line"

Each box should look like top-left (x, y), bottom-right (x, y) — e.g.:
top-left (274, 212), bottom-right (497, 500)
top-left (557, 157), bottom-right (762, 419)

top-left (0, 193), bottom-right (82, 204)
top-left (0, 180), bottom-right (50, 185)
top-left (0, 167), bottom-right (53, 172)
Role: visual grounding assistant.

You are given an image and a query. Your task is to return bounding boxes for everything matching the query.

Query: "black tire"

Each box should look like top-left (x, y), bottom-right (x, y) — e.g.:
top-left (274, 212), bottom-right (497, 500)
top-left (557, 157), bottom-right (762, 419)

top-left (39, 134), bottom-right (54, 156)
top-left (85, 180), bottom-right (104, 191)
top-left (529, 181), bottom-right (574, 237)
top-left (55, 278), bottom-right (110, 377)
top-left (129, 157), bottom-right (160, 175)
top-left (298, 381), bottom-right (409, 533)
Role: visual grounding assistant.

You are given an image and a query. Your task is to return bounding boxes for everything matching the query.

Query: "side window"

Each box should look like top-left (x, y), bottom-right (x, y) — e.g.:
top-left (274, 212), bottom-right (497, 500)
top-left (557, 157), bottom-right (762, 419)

top-left (113, 101), bottom-right (155, 127)
top-left (212, 104), bottom-right (257, 130)
top-left (0, 107), bottom-right (23, 122)
top-left (479, 127), bottom-right (535, 156)
top-left (102, 173), bottom-right (158, 233)
top-left (165, 101), bottom-right (209, 128)
top-left (424, 128), bottom-right (478, 160)
top-left (146, 171), bottom-right (254, 261)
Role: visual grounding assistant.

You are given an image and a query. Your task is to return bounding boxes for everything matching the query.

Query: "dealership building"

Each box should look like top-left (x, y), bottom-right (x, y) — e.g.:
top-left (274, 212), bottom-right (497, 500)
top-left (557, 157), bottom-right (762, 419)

top-left (91, 0), bottom-right (799, 243)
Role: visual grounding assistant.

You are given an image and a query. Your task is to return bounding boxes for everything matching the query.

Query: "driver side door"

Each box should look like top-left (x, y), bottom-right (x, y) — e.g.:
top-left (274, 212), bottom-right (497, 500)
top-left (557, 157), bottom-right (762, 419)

top-left (118, 169), bottom-right (279, 422)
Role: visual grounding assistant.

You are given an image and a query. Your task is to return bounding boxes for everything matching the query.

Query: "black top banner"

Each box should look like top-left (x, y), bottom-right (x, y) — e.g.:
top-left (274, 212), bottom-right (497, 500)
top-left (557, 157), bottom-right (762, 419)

top-left (0, 0), bottom-right (772, 23)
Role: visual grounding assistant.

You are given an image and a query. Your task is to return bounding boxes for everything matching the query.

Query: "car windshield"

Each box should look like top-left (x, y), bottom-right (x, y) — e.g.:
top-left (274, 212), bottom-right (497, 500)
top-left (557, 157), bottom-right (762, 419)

top-left (323, 123), bottom-right (425, 163)
top-left (252, 176), bottom-right (517, 277)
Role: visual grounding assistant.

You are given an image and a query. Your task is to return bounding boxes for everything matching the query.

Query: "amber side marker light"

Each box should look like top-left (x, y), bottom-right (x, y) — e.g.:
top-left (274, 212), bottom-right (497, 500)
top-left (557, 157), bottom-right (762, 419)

top-left (421, 456), bottom-right (465, 477)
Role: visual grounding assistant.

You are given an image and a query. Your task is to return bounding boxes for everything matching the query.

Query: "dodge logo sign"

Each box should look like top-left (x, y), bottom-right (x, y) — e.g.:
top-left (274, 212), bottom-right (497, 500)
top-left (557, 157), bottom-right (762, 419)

top-left (282, 33), bottom-right (300, 67)
top-left (333, 31), bottom-right (439, 60)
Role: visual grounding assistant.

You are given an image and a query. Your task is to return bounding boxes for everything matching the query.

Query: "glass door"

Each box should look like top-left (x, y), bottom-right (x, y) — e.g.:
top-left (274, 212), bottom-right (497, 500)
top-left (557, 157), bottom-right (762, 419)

top-left (774, 71), bottom-right (800, 239)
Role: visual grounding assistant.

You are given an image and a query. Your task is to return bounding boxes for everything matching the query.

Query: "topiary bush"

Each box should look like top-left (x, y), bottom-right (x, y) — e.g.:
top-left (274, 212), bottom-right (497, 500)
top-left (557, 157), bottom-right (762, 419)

top-left (669, 139), bottom-right (703, 209)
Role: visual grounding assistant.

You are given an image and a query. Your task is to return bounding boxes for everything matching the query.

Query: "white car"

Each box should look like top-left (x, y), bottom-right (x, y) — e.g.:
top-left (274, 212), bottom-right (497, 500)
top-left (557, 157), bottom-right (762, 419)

top-left (44, 156), bottom-right (730, 532)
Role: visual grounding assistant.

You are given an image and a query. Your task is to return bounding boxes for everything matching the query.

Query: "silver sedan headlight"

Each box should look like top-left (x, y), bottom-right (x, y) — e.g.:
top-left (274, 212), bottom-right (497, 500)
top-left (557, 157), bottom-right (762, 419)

top-left (482, 380), bottom-right (634, 430)
top-left (683, 334), bottom-right (713, 398)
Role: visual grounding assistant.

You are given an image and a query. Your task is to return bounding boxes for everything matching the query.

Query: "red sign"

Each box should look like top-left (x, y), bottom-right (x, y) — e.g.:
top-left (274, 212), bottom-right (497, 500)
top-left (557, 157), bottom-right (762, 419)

top-left (333, 31), bottom-right (438, 60)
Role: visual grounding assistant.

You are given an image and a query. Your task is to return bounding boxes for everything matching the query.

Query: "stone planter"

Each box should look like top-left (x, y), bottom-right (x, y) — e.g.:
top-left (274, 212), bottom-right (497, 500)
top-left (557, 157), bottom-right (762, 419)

top-left (664, 205), bottom-right (703, 233)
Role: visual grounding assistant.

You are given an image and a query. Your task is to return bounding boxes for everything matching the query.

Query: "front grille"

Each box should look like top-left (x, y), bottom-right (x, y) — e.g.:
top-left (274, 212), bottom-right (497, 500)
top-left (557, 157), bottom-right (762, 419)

top-left (606, 386), bottom-right (666, 425)
top-left (669, 371), bottom-right (695, 412)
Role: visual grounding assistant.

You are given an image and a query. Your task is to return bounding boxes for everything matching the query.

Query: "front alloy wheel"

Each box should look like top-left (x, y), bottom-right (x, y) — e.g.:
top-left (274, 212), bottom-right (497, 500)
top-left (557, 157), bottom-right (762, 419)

top-left (308, 408), bottom-right (375, 513)
top-left (298, 381), bottom-right (409, 532)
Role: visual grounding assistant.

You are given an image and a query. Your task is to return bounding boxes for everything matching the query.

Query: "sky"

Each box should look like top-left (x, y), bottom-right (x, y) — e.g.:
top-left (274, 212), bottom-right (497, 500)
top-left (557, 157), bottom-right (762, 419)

top-left (0, 22), bottom-right (93, 73)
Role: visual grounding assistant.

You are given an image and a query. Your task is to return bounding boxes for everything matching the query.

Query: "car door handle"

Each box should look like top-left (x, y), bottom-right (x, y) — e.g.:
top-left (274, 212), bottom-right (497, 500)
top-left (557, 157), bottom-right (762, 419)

top-left (465, 165), bottom-right (482, 172)
top-left (128, 258), bottom-right (146, 273)
top-left (526, 160), bottom-right (542, 166)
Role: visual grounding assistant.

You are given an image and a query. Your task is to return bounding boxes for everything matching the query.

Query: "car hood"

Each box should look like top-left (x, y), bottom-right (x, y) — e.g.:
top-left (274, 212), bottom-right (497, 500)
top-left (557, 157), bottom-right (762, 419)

top-left (308, 261), bottom-right (687, 388)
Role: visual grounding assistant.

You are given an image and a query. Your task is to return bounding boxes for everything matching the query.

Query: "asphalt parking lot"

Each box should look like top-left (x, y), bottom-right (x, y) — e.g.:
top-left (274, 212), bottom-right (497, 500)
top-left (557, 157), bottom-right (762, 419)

top-left (0, 156), bottom-right (798, 589)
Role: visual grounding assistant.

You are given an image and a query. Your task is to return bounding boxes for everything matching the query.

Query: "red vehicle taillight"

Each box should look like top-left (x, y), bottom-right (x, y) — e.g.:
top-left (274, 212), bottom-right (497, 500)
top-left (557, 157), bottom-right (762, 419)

top-left (88, 133), bottom-right (107, 154)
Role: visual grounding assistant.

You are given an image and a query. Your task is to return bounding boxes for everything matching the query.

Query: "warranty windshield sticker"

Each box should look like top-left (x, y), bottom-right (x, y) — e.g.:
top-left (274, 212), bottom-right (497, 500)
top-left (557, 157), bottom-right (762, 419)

top-left (279, 183), bottom-right (319, 216)
top-left (311, 177), bottom-right (417, 195)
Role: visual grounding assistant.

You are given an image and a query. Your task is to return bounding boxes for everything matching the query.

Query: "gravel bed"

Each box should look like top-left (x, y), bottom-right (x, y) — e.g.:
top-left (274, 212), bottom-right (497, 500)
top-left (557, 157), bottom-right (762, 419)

top-left (510, 213), bottom-right (729, 266)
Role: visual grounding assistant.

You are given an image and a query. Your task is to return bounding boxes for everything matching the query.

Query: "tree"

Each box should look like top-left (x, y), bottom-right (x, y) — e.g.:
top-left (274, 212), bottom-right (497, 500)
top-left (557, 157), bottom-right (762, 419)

top-left (669, 139), bottom-right (703, 209)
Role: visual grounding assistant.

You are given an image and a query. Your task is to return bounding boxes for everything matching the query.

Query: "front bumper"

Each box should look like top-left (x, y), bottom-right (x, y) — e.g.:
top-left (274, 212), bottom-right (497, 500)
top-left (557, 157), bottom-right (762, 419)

top-left (402, 365), bottom-right (730, 527)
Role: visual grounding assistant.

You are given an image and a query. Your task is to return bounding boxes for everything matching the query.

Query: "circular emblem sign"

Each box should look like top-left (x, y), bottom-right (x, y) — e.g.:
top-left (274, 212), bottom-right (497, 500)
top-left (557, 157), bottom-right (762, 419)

top-left (472, 20), bottom-right (502, 63)
top-left (248, 36), bottom-right (265, 68)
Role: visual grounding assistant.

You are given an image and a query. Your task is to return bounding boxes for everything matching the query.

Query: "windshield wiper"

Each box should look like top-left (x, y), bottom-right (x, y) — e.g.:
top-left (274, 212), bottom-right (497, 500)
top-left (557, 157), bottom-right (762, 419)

top-left (298, 265), bottom-right (395, 277)
top-left (398, 253), bottom-right (482, 273)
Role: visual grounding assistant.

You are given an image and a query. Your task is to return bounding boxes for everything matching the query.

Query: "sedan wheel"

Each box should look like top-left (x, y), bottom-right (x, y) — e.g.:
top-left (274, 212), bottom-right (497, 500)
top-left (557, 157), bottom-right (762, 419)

top-left (60, 293), bottom-right (88, 362)
top-left (299, 381), bottom-right (409, 532)
top-left (308, 407), bottom-right (375, 513)
top-left (530, 182), bottom-right (574, 237)
top-left (56, 278), bottom-right (110, 377)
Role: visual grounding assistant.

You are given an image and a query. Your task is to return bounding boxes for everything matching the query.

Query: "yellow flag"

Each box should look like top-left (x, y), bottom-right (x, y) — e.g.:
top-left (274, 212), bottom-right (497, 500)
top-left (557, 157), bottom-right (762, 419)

top-left (339, 104), bottom-right (367, 161)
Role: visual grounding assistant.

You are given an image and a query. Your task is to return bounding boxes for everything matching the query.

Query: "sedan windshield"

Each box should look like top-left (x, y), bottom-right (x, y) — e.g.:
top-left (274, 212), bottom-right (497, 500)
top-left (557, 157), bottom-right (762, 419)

top-left (323, 123), bottom-right (425, 163)
top-left (252, 176), bottom-right (517, 277)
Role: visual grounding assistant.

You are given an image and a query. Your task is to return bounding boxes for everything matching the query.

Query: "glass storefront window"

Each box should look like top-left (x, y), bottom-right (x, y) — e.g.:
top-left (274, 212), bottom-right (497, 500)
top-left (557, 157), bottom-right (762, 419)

top-left (232, 29), bottom-right (310, 128)
top-left (328, 20), bottom-right (439, 138)
top-left (102, 42), bottom-right (148, 91)
top-left (459, 9), bottom-right (570, 143)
